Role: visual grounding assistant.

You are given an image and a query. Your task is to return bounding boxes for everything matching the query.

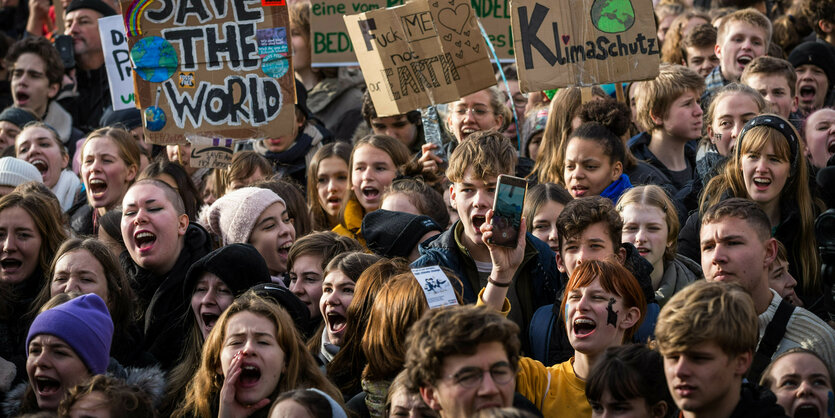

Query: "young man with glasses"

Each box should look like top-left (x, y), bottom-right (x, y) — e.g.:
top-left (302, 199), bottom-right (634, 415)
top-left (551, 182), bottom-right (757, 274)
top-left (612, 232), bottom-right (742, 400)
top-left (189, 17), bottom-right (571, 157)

top-left (404, 305), bottom-right (522, 417)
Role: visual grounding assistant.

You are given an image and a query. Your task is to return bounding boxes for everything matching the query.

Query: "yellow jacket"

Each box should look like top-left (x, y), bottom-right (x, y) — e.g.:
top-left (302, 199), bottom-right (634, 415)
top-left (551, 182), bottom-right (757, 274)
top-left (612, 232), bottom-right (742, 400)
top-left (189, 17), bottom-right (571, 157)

top-left (476, 289), bottom-right (590, 418)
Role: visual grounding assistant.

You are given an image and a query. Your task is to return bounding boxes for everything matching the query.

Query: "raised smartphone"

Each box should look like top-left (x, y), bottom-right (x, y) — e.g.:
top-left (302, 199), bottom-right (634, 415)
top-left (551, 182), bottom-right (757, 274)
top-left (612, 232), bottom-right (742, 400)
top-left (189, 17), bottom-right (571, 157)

top-left (489, 174), bottom-right (527, 247)
top-left (53, 35), bottom-right (75, 70)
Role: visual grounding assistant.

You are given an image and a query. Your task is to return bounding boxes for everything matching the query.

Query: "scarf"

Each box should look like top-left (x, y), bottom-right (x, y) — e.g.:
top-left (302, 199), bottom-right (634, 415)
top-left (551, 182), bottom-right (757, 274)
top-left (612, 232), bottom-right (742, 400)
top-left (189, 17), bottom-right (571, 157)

top-left (263, 132), bottom-right (313, 179)
top-left (600, 174), bottom-right (633, 203)
top-left (52, 169), bottom-right (81, 212)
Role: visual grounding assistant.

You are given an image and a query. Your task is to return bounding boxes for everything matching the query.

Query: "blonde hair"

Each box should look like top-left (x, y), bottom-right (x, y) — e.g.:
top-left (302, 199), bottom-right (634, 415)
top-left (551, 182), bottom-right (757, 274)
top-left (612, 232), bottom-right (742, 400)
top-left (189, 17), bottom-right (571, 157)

top-left (716, 8), bottom-right (773, 51)
top-left (635, 64), bottom-right (705, 134)
top-left (616, 185), bottom-right (680, 262)
top-left (700, 122), bottom-right (820, 292)
top-left (704, 83), bottom-right (766, 147)
top-left (656, 281), bottom-right (758, 357)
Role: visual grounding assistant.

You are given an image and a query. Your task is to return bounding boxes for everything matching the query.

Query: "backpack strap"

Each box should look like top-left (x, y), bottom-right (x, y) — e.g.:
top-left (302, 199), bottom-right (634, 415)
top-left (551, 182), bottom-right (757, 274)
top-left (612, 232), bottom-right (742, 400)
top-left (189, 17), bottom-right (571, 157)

top-left (529, 304), bottom-right (557, 364)
top-left (747, 298), bottom-right (795, 382)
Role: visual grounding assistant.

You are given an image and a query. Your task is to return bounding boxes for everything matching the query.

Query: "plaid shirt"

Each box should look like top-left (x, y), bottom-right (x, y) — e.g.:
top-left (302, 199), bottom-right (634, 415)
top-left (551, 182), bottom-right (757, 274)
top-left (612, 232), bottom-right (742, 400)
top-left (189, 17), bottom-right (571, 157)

top-left (701, 66), bottom-right (730, 110)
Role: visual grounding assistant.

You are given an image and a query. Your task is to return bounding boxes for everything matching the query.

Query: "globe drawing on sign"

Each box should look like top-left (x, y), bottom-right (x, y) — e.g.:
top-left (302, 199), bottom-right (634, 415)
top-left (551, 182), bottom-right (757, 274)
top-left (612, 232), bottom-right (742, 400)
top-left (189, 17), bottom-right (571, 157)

top-left (591, 0), bottom-right (636, 33)
top-left (131, 36), bottom-right (179, 82)
top-left (144, 106), bottom-right (166, 131)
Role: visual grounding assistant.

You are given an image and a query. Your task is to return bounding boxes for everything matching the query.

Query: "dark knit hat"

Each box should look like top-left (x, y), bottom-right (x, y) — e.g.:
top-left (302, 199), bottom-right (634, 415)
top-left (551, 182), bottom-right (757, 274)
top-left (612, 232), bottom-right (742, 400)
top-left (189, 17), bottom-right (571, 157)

top-left (249, 282), bottom-right (312, 337)
top-left (65, 0), bottom-right (117, 16)
top-left (788, 42), bottom-right (835, 88)
top-left (0, 107), bottom-right (38, 129)
top-left (184, 243), bottom-right (272, 298)
top-left (26, 294), bottom-right (114, 374)
top-left (362, 209), bottom-right (442, 258)
top-left (100, 108), bottom-right (142, 131)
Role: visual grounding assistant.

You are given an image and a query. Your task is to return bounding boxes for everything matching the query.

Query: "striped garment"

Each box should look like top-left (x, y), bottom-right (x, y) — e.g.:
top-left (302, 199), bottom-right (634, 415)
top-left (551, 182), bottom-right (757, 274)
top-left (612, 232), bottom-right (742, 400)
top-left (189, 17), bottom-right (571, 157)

top-left (758, 289), bottom-right (835, 368)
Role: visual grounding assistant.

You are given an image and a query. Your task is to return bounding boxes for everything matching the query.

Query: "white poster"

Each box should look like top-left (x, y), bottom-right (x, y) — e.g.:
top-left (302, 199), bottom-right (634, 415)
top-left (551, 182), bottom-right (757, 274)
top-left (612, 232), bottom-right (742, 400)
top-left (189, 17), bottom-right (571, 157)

top-left (98, 15), bottom-right (135, 111)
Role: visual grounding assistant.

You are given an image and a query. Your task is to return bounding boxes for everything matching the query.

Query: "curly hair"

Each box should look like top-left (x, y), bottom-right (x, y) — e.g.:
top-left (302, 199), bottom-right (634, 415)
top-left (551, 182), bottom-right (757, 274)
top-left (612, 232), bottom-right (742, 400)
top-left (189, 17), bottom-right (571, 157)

top-left (58, 374), bottom-right (157, 418)
top-left (557, 196), bottom-right (623, 254)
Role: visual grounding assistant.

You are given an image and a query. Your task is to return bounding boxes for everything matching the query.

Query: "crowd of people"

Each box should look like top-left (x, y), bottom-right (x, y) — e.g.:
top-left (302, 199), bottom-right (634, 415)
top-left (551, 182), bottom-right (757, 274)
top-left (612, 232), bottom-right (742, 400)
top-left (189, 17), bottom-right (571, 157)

top-left (0, 0), bottom-right (834, 416)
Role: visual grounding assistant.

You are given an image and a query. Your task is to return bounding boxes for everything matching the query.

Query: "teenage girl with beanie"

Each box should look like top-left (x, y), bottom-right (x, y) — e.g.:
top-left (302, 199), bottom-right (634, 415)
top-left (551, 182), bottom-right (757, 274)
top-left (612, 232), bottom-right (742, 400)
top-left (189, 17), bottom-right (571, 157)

top-left (73, 127), bottom-right (141, 235)
top-left (678, 115), bottom-right (825, 318)
top-left (3, 294), bottom-right (113, 415)
top-left (202, 187), bottom-right (296, 282)
top-left (617, 185), bottom-right (702, 307)
top-left (161, 244), bottom-right (275, 416)
top-left (15, 122), bottom-right (82, 212)
top-left (562, 122), bottom-right (633, 203)
top-left (307, 142), bottom-right (352, 231)
top-left (175, 292), bottom-right (342, 418)
top-left (333, 135), bottom-right (411, 247)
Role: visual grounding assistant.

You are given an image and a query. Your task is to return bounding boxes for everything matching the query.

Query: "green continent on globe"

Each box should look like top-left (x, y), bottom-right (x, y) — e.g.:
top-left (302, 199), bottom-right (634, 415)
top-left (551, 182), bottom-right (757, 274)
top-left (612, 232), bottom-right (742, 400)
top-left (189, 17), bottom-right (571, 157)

top-left (131, 36), bottom-right (179, 82)
top-left (591, 0), bottom-right (635, 33)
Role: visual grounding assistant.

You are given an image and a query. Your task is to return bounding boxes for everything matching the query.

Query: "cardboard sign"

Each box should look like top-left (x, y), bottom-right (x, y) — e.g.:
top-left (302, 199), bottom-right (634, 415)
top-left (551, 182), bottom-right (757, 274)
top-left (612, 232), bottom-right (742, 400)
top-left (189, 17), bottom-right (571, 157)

top-left (99, 15), bottom-right (136, 111)
top-left (344, 0), bottom-right (496, 117)
top-left (411, 266), bottom-right (459, 309)
top-left (313, 0), bottom-right (512, 66)
top-left (511, 0), bottom-right (660, 91)
top-left (475, 0), bottom-right (514, 61)
top-left (121, 0), bottom-right (296, 144)
top-left (188, 135), bottom-right (234, 168)
top-left (311, 0), bottom-right (398, 66)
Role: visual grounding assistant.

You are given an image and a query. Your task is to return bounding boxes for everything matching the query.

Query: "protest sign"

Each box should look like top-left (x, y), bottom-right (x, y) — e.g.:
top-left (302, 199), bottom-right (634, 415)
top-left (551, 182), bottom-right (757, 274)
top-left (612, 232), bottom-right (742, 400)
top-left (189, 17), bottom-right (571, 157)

top-left (474, 0), bottom-right (514, 61)
top-left (411, 266), bottom-right (459, 309)
top-left (188, 136), bottom-right (235, 168)
top-left (511, 0), bottom-right (660, 91)
top-left (99, 15), bottom-right (136, 111)
top-left (313, 0), bottom-right (512, 66)
top-left (344, 0), bottom-right (496, 117)
top-left (121, 0), bottom-right (296, 144)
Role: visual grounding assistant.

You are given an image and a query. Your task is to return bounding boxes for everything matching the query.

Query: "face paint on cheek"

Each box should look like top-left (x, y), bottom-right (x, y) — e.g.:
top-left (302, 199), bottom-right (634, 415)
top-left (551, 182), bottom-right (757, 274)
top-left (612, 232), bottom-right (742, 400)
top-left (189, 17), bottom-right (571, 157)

top-left (607, 298), bottom-right (618, 327)
top-left (827, 390), bottom-right (833, 418)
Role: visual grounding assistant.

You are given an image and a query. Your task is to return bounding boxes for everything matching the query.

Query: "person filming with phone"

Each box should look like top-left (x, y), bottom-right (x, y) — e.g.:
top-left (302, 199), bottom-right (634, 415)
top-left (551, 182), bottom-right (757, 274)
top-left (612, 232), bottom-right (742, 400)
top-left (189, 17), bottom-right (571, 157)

top-left (412, 130), bottom-right (560, 351)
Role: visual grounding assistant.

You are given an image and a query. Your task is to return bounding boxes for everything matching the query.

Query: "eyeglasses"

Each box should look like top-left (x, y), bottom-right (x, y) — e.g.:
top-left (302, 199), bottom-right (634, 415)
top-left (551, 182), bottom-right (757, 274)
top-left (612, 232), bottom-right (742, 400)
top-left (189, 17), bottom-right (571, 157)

top-left (444, 363), bottom-right (515, 388)
top-left (453, 106), bottom-right (494, 118)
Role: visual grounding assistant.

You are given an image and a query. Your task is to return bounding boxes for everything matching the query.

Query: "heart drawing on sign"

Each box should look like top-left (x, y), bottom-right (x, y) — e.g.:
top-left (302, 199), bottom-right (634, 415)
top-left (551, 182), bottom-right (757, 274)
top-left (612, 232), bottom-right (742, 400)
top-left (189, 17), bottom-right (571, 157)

top-left (455, 40), bottom-right (461, 47)
top-left (443, 33), bottom-right (452, 41)
top-left (432, 1), bottom-right (438, 6)
top-left (465, 40), bottom-right (471, 46)
top-left (456, 50), bottom-right (464, 59)
top-left (463, 30), bottom-right (470, 36)
top-left (562, 35), bottom-right (570, 44)
top-left (472, 44), bottom-right (479, 53)
top-left (438, 4), bottom-right (470, 35)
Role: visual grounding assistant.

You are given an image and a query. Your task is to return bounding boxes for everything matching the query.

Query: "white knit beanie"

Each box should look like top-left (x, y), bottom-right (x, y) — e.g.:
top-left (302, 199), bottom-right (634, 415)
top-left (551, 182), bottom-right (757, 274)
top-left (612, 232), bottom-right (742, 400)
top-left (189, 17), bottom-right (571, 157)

top-left (0, 157), bottom-right (43, 188)
top-left (202, 187), bottom-right (285, 245)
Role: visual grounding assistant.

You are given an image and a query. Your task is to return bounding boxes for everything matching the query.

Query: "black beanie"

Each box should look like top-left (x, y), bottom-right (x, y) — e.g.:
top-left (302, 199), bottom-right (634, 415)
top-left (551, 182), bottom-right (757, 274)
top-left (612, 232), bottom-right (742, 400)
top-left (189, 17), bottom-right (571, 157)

top-left (788, 42), bottom-right (835, 88)
top-left (0, 107), bottom-right (38, 129)
top-left (183, 243), bottom-right (271, 298)
top-left (249, 283), bottom-right (312, 338)
top-left (65, 0), bottom-right (117, 17)
top-left (362, 209), bottom-right (442, 258)
top-left (100, 108), bottom-right (142, 130)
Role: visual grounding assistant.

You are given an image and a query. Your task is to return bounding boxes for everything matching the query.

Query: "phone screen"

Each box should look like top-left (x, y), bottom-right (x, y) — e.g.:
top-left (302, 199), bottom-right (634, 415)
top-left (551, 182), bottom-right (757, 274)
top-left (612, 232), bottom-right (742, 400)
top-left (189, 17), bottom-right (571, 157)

top-left (490, 175), bottom-right (526, 247)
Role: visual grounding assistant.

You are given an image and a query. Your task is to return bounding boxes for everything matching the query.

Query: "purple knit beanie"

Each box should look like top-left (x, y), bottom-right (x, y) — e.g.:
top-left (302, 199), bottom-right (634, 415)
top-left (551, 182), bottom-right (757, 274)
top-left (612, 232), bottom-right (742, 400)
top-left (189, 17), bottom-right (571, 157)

top-left (26, 294), bottom-right (114, 374)
top-left (202, 187), bottom-right (286, 245)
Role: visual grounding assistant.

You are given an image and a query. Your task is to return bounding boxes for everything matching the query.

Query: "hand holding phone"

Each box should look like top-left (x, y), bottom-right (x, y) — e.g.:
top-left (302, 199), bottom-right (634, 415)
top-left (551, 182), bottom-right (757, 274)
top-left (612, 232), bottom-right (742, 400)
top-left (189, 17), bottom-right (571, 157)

top-left (488, 174), bottom-right (527, 247)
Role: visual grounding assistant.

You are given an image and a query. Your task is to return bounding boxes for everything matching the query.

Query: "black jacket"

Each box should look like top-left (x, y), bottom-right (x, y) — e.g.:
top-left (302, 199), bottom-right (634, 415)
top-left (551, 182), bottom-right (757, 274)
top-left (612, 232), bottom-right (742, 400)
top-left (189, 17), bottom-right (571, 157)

top-left (628, 132), bottom-right (697, 195)
top-left (122, 223), bottom-right (212, 370)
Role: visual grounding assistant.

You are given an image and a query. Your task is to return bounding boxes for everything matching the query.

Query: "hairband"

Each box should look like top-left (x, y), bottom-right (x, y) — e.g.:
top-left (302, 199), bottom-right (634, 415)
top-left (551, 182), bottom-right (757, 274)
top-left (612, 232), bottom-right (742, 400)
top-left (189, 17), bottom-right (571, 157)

top-left (735, 114), bottom-right (799, 177)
